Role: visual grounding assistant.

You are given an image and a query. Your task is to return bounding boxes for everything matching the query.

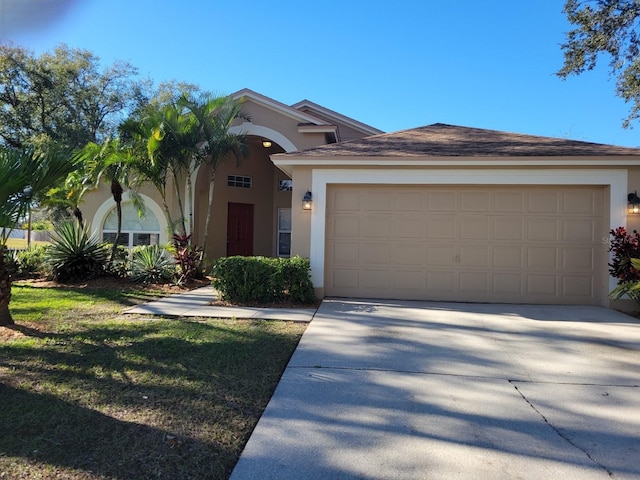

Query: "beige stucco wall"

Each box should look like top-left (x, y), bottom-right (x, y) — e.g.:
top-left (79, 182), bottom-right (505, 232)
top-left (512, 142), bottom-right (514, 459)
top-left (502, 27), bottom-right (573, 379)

top-left (237, 101), bottom-right (329, 151)
top-left (193, 139), bottom-right (290, 260)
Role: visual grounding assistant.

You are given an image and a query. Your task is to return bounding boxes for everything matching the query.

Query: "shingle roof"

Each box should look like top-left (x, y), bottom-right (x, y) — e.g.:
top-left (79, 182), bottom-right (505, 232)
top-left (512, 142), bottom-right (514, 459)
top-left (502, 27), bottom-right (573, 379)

top-left (282, 123), bottom-right (640, 157)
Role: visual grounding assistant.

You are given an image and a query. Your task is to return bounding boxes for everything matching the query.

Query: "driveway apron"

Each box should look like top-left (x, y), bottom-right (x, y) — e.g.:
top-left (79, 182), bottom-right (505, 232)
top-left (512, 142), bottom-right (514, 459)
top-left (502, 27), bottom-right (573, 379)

top-left (230, 299), bottom-right (640, 480)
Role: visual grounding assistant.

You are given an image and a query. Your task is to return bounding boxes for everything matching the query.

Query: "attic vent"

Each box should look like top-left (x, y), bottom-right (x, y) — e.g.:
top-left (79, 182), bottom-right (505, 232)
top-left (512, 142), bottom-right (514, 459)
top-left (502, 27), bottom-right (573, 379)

top-left (227, 175), bottom-right (252, 189)
top-left (325, 132), bottom-right (338, 144)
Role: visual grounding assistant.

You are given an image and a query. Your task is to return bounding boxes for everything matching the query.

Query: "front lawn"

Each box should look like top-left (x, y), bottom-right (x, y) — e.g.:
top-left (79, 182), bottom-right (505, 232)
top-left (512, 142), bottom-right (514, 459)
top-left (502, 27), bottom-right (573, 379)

top-left (0, 282), bottom-right (307, 479)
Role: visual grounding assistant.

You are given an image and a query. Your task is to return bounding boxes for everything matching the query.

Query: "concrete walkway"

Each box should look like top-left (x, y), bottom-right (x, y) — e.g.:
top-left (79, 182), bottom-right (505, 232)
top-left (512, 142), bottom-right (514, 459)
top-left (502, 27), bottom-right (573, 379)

top-left (231, 299), bottom-right (640, 480)
top-left (123, 286), bottom-right (317, 322)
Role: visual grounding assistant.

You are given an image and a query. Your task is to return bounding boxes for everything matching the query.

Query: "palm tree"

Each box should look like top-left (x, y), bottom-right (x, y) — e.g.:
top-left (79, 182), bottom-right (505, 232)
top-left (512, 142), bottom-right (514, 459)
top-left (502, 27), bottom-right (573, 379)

top-left (74, 139), bottom-right (142, 261)
top-left (0, 146), bottom-right (77, 325)
top-left (194, 95), bottom-right (248, 255)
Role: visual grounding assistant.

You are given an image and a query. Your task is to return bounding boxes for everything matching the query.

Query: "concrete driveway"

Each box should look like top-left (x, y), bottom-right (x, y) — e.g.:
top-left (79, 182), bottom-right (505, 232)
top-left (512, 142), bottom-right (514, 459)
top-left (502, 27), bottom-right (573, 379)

top-left (230, 299), bottom-right (640, 480)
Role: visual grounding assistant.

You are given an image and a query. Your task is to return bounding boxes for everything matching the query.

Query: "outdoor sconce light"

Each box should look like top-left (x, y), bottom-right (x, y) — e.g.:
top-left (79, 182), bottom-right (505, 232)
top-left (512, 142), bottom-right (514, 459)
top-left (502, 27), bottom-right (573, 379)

top-left (302, 191), bottom-right (312, 210)
top-left (262, 140), bottom-right (272, 148)
top-left (629, 191), bottom-right (640, 214)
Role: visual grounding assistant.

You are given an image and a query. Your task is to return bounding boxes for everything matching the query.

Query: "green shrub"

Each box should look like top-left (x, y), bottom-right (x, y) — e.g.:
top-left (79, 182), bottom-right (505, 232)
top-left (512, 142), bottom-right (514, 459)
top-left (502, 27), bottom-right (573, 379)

top-left (106, 245), bottom-right (130, 278)
top-left (211, 256), bottom-right (315, 304)
top-left (47, 221), bottom-right (109, 283)
top-left (15, 244), bottom-right (49, 277)
top-left (129, 245), bottom-right (176, 284)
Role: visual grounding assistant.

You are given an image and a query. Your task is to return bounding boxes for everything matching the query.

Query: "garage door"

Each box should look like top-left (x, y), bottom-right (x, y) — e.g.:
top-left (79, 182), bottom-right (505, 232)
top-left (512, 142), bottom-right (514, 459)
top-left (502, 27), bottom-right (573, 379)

top-left (325, 185), bottom-right (607, 305)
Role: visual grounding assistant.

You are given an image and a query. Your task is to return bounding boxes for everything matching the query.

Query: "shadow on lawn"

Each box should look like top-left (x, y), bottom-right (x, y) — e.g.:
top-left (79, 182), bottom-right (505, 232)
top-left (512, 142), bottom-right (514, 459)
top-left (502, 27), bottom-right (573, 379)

top-left (0, 320), bottom-right (299, 479)
top-left (0, 384), bottom-right (230, 480)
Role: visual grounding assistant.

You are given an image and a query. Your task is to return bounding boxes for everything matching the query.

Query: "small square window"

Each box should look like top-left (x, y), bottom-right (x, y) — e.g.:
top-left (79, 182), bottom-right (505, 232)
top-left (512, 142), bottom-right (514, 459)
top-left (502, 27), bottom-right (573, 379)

top-left (279, 179), bottom-right (293, 191)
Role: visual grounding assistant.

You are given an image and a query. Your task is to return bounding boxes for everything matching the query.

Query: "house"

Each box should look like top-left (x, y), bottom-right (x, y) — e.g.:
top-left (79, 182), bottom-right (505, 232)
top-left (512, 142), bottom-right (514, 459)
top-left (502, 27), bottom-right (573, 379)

top-left (273, 123), bottom-right (640, 308)
top-left (82, 90), bottom-right (640, 307)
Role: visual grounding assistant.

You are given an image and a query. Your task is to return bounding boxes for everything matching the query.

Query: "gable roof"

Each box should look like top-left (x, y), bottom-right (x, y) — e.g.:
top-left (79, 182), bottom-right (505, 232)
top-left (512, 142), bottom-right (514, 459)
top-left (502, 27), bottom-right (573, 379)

top-left (277, 123), bottom-right (640, 158)
top-left (230, 89), bottom-right (382, 138)
top-left (291, 99), bottom-right (384, 136)
top-left (231, 88), bottom-right (332, 125)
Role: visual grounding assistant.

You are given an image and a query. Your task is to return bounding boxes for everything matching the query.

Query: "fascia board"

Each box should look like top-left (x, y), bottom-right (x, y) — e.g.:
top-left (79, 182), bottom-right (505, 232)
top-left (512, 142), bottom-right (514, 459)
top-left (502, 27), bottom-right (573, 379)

top-left (272, 155), bottom-right (640, 167)
top-left (231, 89), bottom-right (330, 126)
top-left (292, 99), bottom-right (384, 135)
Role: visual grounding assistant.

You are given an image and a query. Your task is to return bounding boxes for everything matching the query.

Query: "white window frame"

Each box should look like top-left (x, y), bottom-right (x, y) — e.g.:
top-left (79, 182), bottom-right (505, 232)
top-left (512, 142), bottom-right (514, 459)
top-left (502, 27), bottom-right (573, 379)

top-left (277, 207), bottom-right (291, 258)
top-left (102, 231), bottom-right (160, 249)
top-left (227, 175), bottom-right (252, 188)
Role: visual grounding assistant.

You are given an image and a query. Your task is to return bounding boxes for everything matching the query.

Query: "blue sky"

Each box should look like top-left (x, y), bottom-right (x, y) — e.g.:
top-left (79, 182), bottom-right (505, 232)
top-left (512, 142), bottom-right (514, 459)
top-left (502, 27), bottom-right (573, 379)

top-left (2, 0), bottom-right (639, 147)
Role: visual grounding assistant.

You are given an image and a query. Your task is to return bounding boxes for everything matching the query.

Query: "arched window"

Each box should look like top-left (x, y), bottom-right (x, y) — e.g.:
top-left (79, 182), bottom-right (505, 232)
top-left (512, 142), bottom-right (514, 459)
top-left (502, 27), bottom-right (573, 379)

top-left (102, 202), bottom-right (160, 248)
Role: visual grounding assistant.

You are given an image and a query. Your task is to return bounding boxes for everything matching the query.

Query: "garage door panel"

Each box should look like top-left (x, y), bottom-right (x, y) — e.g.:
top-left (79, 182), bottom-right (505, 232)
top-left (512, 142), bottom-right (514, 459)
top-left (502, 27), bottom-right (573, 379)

top-left (527, 218), bottom-right (560, 241)
top-left (562, 247), bottom-right (594, 271)
top-left (527, 247), bottom-right (558, 269)
top-left (527, 275), bottom-right (558, 296)
top-left (461, 191), bottom-right (491, 211)
top-left (427, 216), bottom-right (455, 238)
top-left (395, 216), bottom-right (426, 238)
top-left (528, 192), bottom-right (560, 213)
top-left (326, 185), bottom-right (606, 305)
top-left (494, 218), bottom-right (524, 240)
top-left (493, 246), bottom-right (523, 268)
top-left (364, 191), bottom-right (393, 211)
top-left (459, 246), bottom-right (489, 267)
top-left (495, 192), bottom-right (525, 212)
top-left (562, 275), bottom-right (593, 297)
top-left (393, 244), bottom-right (427, 265)
top-left (427, 245), bottom-right (456, 265)
top-left (360, 244), bottom-right (391, 264)
top-left (332, 216), bottom-right (360, 237)
top-left (563, 219), bottom-right (596, 242)
top-left (396, 191), bottom-right (424, 210)
top-left (360, 269), bottom-right (391, 289)
top-left (459, 272), bottom-right (489, 293)
top-left (331, 269), bottom-right (358, 288)
top-left (460, 217), bottom-right (490, 239)
top-left (333, 191), bottom-right (361, 210)
top-left (563, 190), bottom-right (601, 214)
top-left (493, 274), bottom-right (523, 294)
top-left (361, 216), bottom-right (393, 237)
top-left (428, 191), bottom-right (457, 211)
top-left (393, 270), bottom-right (427, 290)
top-left (331, 242), bottom-right (360, 265)
top-left (426, 271), bottom-right (455, 291)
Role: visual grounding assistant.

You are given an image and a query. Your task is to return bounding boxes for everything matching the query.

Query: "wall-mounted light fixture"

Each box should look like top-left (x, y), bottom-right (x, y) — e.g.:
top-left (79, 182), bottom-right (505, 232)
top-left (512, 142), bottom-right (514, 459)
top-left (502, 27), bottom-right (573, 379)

top-left (302, 191), bottom-right (312, 210)
top-left (262, 140), bottom-right (272, 148)
top-left (629, 191), bottom-right (640, 214)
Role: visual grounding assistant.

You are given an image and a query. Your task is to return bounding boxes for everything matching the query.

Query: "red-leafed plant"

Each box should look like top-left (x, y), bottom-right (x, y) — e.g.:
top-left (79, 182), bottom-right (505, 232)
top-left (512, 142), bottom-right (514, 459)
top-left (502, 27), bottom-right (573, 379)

top-left (608, 227), bottom-right (640, 304)
top-left (172, 233), bottom-right (203, 285)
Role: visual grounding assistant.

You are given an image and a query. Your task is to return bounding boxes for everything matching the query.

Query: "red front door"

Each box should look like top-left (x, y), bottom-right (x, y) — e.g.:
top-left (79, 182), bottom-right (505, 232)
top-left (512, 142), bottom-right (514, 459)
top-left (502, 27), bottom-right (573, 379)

top-left (227, 203), bottom-right (254, 256)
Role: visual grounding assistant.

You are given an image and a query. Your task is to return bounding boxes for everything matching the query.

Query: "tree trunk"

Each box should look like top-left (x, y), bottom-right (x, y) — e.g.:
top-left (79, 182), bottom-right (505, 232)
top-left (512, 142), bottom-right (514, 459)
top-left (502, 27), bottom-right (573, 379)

top-left (201, 171), bottom-right (216, 256)
top-left (110, 179), bottom-right (124, 261)
top-left (172, 171), bottom-right (187, 237)
top-left (0, 247), bottom-right (15, 326)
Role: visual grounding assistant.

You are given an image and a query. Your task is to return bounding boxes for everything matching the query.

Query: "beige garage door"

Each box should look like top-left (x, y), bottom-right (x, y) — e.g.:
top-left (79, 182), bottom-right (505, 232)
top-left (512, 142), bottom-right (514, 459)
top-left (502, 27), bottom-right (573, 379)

top-left (325, 185), bottom-right (608, 305)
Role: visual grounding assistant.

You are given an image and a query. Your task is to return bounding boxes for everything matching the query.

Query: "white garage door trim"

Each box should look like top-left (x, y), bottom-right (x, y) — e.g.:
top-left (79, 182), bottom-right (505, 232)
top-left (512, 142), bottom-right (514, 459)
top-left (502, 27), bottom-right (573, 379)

top-left (309, 168), bottom-right (627, 295)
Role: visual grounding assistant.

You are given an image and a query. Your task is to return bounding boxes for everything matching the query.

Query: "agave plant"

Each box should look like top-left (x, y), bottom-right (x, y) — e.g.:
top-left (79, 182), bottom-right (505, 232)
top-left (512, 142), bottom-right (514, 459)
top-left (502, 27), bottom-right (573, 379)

top-left (47, 221), bottom-right (109, 283)
top-left (129, 245), bottom-right (175, 284)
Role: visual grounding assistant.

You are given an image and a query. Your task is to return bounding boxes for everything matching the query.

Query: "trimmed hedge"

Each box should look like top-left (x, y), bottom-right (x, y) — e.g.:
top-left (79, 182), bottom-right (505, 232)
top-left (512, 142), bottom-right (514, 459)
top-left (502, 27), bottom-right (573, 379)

top-left (211, 256), bottom-right (316, 305)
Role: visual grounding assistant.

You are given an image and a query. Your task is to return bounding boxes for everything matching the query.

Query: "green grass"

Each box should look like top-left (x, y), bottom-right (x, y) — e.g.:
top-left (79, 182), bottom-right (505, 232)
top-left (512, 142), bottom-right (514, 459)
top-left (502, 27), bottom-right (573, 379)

top-left (0, 284), bottom-right (307, 479)
top-left (5, 238), bottom-right (51, 249)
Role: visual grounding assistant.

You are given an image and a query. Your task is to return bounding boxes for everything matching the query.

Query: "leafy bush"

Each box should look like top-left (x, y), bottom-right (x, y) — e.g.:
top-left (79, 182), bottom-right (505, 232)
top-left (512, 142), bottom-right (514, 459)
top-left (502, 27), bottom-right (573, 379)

top-left (172, 233), bottom-right (203, 284)
top-left (129, 245), bottom-right (176, 284)
top-left (2, 248), bottom-right (19, 279)
top-left (47, 221), bottom-right (109, 283)
top-left (211, 256), bottom-right (315, 305)
top-left (15, 244), bottom-right (49, 277)
top-left (608, 227), bottom-right (640, 282)
top-left (608, 227), bottom-right (640, 304)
